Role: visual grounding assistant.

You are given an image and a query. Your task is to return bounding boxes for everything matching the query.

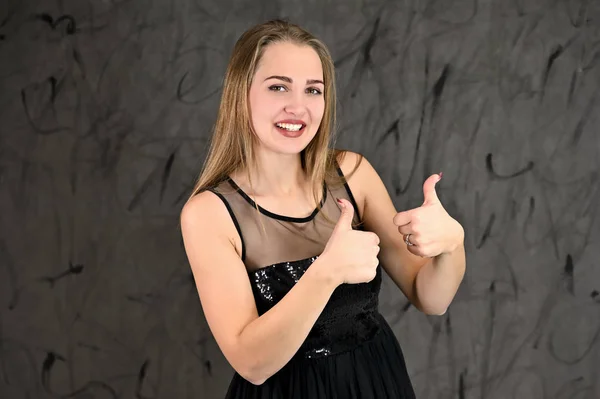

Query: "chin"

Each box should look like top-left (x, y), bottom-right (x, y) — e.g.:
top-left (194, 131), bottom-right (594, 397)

top-left (273, 144), bottom-right (309, 155)
top-left (269, 135), bottom-right (317, 154)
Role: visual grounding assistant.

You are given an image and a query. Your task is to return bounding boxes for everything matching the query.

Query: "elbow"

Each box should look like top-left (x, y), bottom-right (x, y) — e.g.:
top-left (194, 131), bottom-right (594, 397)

top-left (223, 336), bottom-right (272, 386)
top-left (237, 365), bottom-right (268, 386)
top-left (226, 335), bottom-right (278, 385)
top-left (423, 307), bottom-right (447, 316)
top-left (415, 301), bottom-right (447, 316)
top-left (412, 298), bottom-right (448, 316)
top-left (230, 353), bottom-right (270, 386)
top-left (248, 376), bottom-right (268, 386)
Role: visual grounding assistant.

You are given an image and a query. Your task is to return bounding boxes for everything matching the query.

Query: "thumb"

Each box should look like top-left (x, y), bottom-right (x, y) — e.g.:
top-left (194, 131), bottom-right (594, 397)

top-left (422, 173), bottom-right (441, 205)
top-left (333, 198), bottom-right (354, 233)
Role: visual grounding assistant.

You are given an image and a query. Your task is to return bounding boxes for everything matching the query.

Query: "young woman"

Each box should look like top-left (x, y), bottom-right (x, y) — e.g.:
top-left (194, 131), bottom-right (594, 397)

top-left (180, 19), bottom-right (466, 399)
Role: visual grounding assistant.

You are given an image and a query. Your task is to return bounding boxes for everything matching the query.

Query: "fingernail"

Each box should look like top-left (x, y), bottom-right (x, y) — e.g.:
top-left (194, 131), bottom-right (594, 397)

top-left (336, 198), bottom-right (344, 207)
top-left (438, 172), bottom-right (443, 180)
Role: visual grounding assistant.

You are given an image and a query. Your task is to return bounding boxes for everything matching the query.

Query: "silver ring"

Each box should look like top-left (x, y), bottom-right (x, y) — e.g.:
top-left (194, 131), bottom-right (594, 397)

top-left (404, 234), bottom-right (414, 246)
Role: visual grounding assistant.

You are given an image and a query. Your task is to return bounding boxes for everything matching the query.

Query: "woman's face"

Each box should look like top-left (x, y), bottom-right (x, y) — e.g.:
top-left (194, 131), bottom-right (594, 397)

top-left (248, 41), bottom-right (325, 155)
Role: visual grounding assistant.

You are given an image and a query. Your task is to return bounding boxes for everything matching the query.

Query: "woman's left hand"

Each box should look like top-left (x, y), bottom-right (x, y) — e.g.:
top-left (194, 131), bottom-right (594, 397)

top-left (393, 173), bottom-right (464, 257)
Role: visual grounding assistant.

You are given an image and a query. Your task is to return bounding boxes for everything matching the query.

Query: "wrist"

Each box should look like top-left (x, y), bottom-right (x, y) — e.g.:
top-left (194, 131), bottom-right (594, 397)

top-left (307, 254), bottom-right (340, 290)
top-left (442, 224), bottom-right (465, 255)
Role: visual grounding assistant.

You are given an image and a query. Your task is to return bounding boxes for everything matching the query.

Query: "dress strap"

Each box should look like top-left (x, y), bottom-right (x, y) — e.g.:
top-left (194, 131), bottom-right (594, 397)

top-left (334, 158), bottom-right (362, 223)
top-left (203, 188), bottom-right (246, 262)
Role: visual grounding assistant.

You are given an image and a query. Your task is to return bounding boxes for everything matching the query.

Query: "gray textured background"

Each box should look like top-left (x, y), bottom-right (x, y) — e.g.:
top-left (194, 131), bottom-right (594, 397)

top-left (1, 0), bottom-right (600, 398)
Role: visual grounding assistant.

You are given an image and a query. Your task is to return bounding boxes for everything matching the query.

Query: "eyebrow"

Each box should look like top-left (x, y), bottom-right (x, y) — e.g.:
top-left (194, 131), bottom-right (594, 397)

top-left (264, 75), bottom-right (324, 85)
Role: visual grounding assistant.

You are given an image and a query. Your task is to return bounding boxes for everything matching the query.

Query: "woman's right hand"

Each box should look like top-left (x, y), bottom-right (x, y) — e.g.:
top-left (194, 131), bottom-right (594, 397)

top-left (319, 198), bottom-right (381, 285)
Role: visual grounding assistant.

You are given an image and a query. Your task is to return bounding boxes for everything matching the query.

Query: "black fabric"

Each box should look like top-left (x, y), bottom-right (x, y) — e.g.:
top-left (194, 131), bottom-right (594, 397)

top-left (206, 163), bottom-right (416, 398)
top-left (249, 256), bottom-right (383, 360)
top-left (226, 313), bottom-right (415, 399)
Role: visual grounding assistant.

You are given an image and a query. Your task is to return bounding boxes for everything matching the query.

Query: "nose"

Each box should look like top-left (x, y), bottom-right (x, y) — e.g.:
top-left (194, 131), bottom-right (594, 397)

top-left (284, 92), bottom-right (307, 116)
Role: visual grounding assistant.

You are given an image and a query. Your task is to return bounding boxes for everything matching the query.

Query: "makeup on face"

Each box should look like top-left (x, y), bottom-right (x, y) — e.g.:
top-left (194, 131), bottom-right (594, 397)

top-left (249, 42), bottom-right (325, 147)
top-left (263, 75), bottom-right (324, 139)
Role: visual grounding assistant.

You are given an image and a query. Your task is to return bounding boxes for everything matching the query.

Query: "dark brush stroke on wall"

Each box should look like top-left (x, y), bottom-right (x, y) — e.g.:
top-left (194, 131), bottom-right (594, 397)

top-left (128, 152), bottom-right (178, 210)
top-left (485, 153), bottom-right (534, 180)
top-left (38, 261), bottom-right (84, 288)
top-left (422, 317), bottom-right (443, 399)
top-left (0, 241), bottom-right (20, 310)
top-left (20, 81), bottom-right (71, 135)
top-left (135, 359), bottom-right (152, 399)
top-left (160, 151), bottom-right (176, 204)
top-left (540, 42), bottom-right (569, 104)
top-left (562, 254), bottom-right (574, 295)
top-left (479, 281), bottom-right (496, 399)
top-left (34, 13), bottom-right (77, 35)
top-left (483, 257), bottom-right (579, 394)
top-left (547, 307), bottom-right (600, 366)
top-left (41, 351), bottom-right (66, 391)
top-left (1, 1), bottom-right (599, 398)
top-left (177, 72), bottom-right (221, 104)
top-left (570, 88), bottom-right (598, 146)
top-left (445, 313), bottom-right (458, 398)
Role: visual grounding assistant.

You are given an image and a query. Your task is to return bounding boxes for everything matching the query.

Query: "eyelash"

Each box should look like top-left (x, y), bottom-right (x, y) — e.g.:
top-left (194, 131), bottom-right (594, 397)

top-left (268, 85), bottom-right (323, 95)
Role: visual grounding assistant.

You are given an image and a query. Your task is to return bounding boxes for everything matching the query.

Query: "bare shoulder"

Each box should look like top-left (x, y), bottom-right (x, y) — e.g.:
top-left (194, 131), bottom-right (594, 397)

top-left (180, 190), bottom-right (243, 261)
top-left (180, 190), bottom-right (258, 369)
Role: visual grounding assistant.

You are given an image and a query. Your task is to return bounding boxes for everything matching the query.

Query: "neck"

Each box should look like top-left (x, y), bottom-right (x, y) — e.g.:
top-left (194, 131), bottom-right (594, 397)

top-left (235, 150), bottom-right (308, 197)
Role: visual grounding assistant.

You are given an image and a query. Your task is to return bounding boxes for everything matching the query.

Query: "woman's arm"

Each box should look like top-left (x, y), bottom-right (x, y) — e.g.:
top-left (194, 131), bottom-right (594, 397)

top-left (337, 151), bottom-right (465, 315)
top-left (414, 240), bottom-right (465, 314)
top-left (180, 191), bottom-right (338, 385)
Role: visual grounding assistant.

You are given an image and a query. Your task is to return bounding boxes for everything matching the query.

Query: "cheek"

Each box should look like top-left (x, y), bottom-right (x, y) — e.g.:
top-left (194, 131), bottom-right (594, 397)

top-left (251, 93), bottom-right (280, 123)
top-left (311, 98), bottom-right (325, 122)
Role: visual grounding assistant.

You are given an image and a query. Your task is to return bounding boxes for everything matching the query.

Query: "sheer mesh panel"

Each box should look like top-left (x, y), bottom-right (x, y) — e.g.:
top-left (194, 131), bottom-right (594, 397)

top-left (205, 165), bottom-right (362, 273)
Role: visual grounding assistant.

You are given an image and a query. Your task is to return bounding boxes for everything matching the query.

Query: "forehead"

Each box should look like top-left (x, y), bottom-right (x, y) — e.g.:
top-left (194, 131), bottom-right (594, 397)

top-left (254, 41), bottom-right (323, 81)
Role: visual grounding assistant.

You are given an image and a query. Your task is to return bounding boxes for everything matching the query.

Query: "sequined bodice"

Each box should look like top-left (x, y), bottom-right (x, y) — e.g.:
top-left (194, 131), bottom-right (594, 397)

top-left (205, 160), bottom-right (384, 359)
top-left (249, 256), bottom-right (384, 359)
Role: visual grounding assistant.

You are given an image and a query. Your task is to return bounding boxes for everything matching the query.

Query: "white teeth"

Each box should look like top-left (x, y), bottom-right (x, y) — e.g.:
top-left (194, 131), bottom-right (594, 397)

top-left (276, 123), bottom-right (303, 131)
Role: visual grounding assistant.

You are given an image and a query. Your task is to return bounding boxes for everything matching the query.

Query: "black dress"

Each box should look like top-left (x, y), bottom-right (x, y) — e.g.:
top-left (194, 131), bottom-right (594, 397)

top-left (204, 163), bottom-right (416, 399)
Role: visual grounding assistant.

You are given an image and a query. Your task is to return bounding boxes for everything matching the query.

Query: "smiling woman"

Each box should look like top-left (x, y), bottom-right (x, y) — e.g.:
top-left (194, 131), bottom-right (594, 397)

top-left (249, 43), bottom-right (325, 145)
top-left (180, 18), bottom-right (465, 399)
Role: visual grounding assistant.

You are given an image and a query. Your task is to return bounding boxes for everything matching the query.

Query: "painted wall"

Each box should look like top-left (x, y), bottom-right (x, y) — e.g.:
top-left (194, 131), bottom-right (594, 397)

top-left (1, 1), bottom-right (599, 398)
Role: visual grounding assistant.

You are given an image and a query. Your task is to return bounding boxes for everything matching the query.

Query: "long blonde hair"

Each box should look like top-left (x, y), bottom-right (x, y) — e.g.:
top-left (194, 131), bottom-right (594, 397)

top-left (187, 19), bottom-right (361, 225)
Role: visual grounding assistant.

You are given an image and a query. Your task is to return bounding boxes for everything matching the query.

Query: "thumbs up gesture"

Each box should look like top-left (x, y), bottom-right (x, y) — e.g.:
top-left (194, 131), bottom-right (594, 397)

top-left (393, 173), bottom-right (464, 257)
top-left (320, 198), bottom-right (381, 285)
